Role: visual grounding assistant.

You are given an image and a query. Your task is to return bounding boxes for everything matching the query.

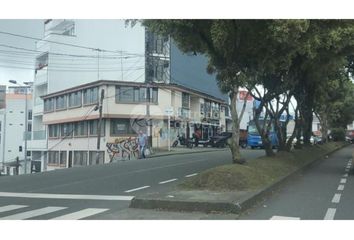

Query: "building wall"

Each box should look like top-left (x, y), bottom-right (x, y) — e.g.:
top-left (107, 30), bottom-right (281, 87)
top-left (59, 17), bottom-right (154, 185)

top-left (2, 94), bottom-right (32, 174)
top-left (0, 109), bottom-right (5, 172)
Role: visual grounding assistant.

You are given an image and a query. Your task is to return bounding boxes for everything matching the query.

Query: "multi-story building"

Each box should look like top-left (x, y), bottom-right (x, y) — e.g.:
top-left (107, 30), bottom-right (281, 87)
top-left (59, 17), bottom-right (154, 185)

top-left (0, 86), bottom-right (33, 175)
top-left (28, 19), bottom-right (227, 172)
top-left (41, 80), bottom-right (226, 170)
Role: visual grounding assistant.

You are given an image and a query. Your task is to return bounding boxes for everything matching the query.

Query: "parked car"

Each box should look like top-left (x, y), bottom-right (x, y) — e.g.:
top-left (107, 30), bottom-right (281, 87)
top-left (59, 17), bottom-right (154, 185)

top-left (205, 131), bottom-right (247, 148)
top-left (346, 130), bottom-right (354, 143)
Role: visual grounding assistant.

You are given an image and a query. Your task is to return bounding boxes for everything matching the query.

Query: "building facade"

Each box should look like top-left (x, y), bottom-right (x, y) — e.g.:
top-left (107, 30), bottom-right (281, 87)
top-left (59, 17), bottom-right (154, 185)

top-left (0, 86), bottom-right (33, 175)
top-left (41, 80), bottom-right (226, 170)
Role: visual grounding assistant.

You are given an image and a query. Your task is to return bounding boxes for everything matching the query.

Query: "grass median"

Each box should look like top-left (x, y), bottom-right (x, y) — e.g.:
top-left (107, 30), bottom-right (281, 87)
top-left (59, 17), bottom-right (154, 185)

top-left (179, 142), bottom-right (346, 192)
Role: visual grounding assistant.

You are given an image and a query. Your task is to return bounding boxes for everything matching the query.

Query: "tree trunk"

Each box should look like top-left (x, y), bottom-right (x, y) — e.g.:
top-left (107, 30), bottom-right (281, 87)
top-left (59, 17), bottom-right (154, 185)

top-left (229, 87), bottom-right (245, 164)
top-left (254, 106), bottom-right (275, 157)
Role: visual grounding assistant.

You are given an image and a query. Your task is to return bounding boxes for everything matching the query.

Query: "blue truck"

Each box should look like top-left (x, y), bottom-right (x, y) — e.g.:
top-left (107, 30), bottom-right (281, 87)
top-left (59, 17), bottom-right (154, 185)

top-left (247, 119), bottom-right (280, 149)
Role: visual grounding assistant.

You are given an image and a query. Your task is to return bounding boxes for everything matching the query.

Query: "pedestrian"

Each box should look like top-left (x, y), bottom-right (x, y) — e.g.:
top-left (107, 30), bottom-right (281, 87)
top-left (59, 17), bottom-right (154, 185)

top-left (138, 130), bottom-right (147, 159)
top-left (194, 128), bottom-right (202, 147)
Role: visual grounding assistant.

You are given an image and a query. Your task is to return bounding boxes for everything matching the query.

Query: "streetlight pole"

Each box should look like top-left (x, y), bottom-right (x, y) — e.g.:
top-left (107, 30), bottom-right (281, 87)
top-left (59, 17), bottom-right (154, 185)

top-left (9, 80), bottom-right (30, 174)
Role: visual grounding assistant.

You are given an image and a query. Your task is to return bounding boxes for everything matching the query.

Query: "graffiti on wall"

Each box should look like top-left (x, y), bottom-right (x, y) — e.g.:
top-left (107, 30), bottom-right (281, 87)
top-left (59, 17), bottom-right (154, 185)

top-left (106, 137), bottom-right (139, 162)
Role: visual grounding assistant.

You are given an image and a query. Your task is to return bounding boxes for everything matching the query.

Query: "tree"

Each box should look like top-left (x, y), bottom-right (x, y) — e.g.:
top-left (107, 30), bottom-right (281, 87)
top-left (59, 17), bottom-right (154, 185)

top-left (142, 20), bottom-right (310, 160)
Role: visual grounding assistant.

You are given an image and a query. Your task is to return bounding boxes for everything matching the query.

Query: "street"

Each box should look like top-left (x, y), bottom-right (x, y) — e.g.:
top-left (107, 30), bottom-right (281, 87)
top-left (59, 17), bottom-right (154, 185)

top-left (0, 148), bottom-right (263, 220)
top-left (240, 144), bottom-right (354, 220)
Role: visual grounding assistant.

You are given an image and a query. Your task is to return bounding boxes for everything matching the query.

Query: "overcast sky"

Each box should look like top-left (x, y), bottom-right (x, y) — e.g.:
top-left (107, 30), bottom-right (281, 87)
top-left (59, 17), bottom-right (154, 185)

top-left (0, 19), bottom-right (43, 86)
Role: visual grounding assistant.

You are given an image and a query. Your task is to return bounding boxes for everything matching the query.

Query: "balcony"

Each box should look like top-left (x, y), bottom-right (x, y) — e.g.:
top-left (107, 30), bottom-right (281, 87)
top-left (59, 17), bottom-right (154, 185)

top-left (33, 103), bottom-right (44, 115)
top-left (26, 130), bottom-right (47, 151)
top-left (35, 68), bottom-right (48, 86)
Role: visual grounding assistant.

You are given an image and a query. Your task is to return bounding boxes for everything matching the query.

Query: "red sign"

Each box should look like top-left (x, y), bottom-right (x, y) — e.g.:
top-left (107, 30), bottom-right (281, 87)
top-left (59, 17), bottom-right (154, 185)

top-left (238, 91), bottom-right (253, 101)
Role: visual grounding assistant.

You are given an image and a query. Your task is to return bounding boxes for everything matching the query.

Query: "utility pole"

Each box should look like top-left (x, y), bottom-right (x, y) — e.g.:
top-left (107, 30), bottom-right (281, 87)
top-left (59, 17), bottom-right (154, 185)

top-left (95, 89), bottom-right (104, 164)
top-left (24, 86), bottom-right (28, 174)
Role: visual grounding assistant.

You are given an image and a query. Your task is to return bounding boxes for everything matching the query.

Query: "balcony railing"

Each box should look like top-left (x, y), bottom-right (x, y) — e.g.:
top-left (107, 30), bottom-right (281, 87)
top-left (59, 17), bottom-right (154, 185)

top-left (23, 130), bottom-right (46, 141)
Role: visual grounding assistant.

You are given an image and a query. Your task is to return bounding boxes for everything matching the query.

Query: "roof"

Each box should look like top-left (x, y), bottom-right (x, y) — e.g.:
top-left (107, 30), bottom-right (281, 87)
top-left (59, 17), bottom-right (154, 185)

top-left (41, 80), bottom-right (226, 104)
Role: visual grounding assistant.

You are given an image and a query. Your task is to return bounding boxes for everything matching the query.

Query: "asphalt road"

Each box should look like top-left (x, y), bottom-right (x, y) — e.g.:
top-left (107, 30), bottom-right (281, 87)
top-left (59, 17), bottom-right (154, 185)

top-left (240, 144), bottom-right (354, 220)
top-left (0, 148), bottom-right (264, 220)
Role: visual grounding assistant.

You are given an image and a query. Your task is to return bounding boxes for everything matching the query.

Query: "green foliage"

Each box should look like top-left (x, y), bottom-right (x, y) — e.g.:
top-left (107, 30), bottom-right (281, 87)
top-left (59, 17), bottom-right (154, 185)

top-left (331, 128), bottom-right (346, 141)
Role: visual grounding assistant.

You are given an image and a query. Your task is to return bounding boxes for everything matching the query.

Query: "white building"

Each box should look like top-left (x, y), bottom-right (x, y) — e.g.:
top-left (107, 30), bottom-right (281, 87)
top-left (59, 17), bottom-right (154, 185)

top-left (41, 80), bottom-right (226, 170)
top-left (28, 19), bottom-right (227, 173)
top-left (0, 86), bottom-right (33, 175)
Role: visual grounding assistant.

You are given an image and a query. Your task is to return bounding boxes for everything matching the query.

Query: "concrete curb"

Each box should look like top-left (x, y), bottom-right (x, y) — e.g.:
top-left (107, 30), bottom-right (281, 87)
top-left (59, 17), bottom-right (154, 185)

top-left (130, 143), bottom-right (349, 214)
top-left (148, 148), bottom-right (227, 158)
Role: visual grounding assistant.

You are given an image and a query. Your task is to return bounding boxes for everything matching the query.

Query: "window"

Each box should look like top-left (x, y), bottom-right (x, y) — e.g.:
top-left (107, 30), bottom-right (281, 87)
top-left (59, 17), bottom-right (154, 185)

top-left (118, 87), bottom-right (134, 102)
top-left (116, 86), bottom-right (158, 103)
top-left (89, 120), bottom-right (105, 136)
top-left (73, 151), bottom-right (88, 166)
top-left (182, 93), bottom-right (190, 109)
top-left (110, 119), bottom-right (135, 136)
top-left (35, 52), bottom-right (48, 71)
top-left (44, 98), bottom-right (54, 112)
top-left (48, 151), bottom-right (59, 165)
top-left (89, 151), bottom-right (104, 165)
top-left (60, 123), bottom-right (73, 138)
top-left (200, 103), bottom-right (205, 115)
top-left (48, 124), bottom-right (60, 138)
top-left (83, 87), bottom-right (98, 105)
top-left (28, 110), bottom-right (32, 120)
top-left (68, 91), bottom-right (82, 108)
top-left (60, 151), bottom-right (67, 166)
top-left (55, 95), bottom-right (67, 110)
top-left (74, 121), bottom-right (88, 137)
top-left (28, 123), bottom-right (32, 132)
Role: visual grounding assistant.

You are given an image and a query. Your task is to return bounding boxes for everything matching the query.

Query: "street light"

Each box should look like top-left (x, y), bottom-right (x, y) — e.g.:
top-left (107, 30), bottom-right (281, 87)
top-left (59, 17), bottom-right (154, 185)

top-left (8, 80), bottom-right (31, 174)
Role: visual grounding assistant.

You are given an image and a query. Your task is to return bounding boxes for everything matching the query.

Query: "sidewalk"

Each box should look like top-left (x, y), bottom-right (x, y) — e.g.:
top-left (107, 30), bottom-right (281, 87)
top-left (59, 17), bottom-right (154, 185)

top-left (149, 146), bottom-right (228, 158)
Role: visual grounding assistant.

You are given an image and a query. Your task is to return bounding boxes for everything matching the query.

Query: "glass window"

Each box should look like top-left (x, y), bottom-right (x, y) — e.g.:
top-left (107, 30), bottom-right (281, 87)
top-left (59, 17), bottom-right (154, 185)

top-left (139, 88), bottom-right (146, 102)
top-left (151, 88), bottom-right (158, 103)
top-left (60, 123), bottom-right (73, 138)
top-left (118, 87), bottom-right (134, 102)
top-left (182, 92), bottom-right (190, 108)
top-left (55, 95), bottom-right (67, 110)
top-left (83, 87), bottom-right (98, 105)
top-left (89, 120), bottom-right (105, 136)
top-left (73, 151), bottom-right (88, 166)
top-left (44, 98), bottom-right (54, 112)
top-left (48, 151), bottom-right (59, 165)
top-left (28, 110), bottom-right (32, 120)
top-left (74, 121), bottom-right (88, 137)
top-left (89, 151), bottom-right (104, 165)
top-left (60, 151), bottom-right (67, 166)
top-left (48, 124), bottom-right (60, 138)
top-left (68, 91), bottom-right (82, 108)
top-left (110, 119), bottom-right (135, 136)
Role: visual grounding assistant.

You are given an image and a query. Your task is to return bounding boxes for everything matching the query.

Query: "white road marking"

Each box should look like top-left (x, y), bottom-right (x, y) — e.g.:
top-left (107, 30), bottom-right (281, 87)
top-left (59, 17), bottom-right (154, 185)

top-left (0, 206), bottom-right (67, 220)
top-left (159, 178), bottom-right (178, 184)
top-left (51, 208), bottom-right (109, 220)
top-left (270, 215), bottom-right (300, 220)
top-left (0, 205), bottom-right (27, 213)
top-left (340, 178), bottom-right (347, 184)
top-left (343, 173), bottom-right (349, 178)
top-left (185, 173), bottom-right (198, 178)
top-left (332, 193), bottom-right (341, 203)
top-left (324, 208), bottom-right (336, 220)
top-left (0, 192), bottom-right (134, 201)
top-left (337, 185), bottom-right (345, 191)
top-left (345, 169), bottom-right (349, 172)
top-left (124, 186), bottom-right (150, 193)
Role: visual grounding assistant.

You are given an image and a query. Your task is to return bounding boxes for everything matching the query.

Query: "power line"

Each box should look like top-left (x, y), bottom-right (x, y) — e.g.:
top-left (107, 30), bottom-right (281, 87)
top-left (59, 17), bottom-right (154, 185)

top-left (0, 30), bottom-right (144, 56)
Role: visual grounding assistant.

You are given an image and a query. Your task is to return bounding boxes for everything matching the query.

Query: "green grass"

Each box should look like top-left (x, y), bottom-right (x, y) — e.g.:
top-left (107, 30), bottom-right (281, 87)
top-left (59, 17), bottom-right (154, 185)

top-left (179, 142), bottom-right (346, 192)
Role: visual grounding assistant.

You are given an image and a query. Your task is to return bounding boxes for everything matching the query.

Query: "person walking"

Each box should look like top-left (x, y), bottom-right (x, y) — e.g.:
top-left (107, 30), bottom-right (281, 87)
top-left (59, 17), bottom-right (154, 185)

top-left (138, 130), bottom-right (147, 159)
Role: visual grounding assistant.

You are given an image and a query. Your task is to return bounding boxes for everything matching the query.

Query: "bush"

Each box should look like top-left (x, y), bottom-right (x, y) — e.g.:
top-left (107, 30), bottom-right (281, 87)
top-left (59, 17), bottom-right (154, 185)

top-left (330, 128), bottom-right (346, 141)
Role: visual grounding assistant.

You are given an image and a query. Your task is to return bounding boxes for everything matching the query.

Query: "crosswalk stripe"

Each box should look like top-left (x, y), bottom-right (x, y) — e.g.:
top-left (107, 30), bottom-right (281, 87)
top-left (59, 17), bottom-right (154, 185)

top-left (0, 192), bottom-right (134, 201)
top-left (0, 205), bottom-right (28, 213)
top-left (0, 206), bottom-right (67, 220)
top-left (51, 208), bottom-right (109, 220)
